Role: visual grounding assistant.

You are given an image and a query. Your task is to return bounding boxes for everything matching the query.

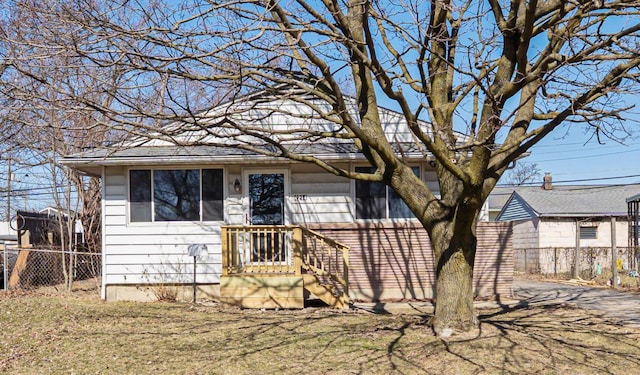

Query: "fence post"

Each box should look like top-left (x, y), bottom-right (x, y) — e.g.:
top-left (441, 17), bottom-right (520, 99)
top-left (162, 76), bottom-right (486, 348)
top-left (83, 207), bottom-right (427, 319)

top-left (2, 240), bottom-right (7, 291)
top-left (574, 220), bottom-right (580, 279)
top-left (611, 217), bottom-right (617, 289)
top-left (524, 249), bottom-right (528, 273)
top-left (554, 248), bottom-right (557, 276)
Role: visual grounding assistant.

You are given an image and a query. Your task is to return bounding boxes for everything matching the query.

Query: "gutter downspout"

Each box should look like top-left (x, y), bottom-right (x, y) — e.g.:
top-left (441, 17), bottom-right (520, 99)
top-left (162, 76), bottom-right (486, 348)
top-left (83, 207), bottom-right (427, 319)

top-left (101, 165), bottom-right (107, 300)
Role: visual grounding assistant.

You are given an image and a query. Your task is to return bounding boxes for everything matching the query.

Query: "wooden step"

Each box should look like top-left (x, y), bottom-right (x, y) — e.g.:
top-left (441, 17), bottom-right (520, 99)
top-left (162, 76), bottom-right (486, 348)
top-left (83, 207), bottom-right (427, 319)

top-left (302, 274), bottom-right (348, 309)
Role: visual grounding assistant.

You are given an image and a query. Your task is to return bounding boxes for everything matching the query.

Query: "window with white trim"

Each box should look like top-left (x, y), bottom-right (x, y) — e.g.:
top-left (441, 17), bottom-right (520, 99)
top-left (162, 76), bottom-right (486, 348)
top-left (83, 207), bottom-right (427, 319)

top-left (355, 166), bottom-right (419, 220)
top-left (129, 168), bottom-right (224, 222)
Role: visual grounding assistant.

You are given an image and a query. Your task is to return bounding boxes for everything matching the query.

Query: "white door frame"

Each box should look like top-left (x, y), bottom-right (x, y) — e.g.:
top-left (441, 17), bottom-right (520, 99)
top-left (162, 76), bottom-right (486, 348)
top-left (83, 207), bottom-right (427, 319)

top-left (242, 168), bottom-right (290, 225)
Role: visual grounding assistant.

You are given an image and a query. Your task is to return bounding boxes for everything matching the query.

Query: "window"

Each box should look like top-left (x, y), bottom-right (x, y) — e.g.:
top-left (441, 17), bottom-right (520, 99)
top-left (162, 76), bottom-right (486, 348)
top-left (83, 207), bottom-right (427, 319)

top-left (130, 170), bottom-right (152, 222)
top-left (129, 168), bottom-right (224, 222)
top-left (579, 226), bottom-right (598, 240)
top-left (355, 166), bottom-right (418, 220)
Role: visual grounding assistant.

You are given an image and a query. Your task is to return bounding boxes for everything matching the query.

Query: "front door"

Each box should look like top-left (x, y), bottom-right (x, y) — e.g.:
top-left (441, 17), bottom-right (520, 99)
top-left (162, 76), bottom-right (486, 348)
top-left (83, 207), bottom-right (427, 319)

top-left (246, 171), bottom-right (287, 262)
top-left (248, 172), bottom-right (285, 225)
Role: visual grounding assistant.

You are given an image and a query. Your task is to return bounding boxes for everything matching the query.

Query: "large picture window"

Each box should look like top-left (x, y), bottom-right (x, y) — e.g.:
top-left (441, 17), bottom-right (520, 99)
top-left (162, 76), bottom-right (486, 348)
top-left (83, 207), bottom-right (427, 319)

top-left (129, 168), bottom-right (224, 222)
top-left (355, 166), bottom-right (419, 220)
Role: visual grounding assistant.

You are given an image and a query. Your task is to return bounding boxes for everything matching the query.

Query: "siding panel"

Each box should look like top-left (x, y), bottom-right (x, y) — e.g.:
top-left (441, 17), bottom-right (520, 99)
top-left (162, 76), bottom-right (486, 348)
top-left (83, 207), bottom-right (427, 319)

top-left (497, 194), bottom-right (536, 222)
top-left (310, 221), bottom-right (513, 301)
top-left (102, 166), bottom-right (223, 285)
top-left (288, 171), bottom-right (354, 224)
top-left (101, 164), bottom-right (511, 301)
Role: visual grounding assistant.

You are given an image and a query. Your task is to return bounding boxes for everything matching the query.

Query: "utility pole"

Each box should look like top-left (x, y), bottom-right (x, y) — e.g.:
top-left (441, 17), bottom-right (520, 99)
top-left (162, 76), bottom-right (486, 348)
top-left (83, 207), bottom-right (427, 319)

top-left (6, 159), bottom-right (11, 222)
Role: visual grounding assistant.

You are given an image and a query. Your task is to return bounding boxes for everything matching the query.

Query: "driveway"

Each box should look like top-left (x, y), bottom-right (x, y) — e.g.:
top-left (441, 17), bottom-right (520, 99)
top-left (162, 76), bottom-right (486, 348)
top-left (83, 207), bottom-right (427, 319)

top-left (513, 279), bottom-right (640, 327)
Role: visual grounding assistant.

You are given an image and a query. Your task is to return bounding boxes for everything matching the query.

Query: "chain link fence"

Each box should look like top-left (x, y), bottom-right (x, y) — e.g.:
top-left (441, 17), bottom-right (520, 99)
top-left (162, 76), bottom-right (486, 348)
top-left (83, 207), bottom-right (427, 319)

top-left (2, 245), bottom-right (101, 292)
top-left (515, 247), bottom-right (639, 281)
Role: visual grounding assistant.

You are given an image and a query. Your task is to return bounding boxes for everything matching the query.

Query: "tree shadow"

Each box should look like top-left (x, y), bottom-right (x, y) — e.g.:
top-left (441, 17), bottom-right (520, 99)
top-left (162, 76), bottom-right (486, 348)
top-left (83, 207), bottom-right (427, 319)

top-left (7, 287), bottom-right (640, 374)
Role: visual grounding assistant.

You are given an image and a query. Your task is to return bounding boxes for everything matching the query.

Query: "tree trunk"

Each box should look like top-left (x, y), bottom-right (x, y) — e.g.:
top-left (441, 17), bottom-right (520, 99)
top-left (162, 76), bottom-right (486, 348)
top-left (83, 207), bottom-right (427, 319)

top-left (428, 193), bottom-right (481, 336)
top-left (431, 236), bottom-right (478, 336)
top-left (389, 164), bottom-right (483, 336)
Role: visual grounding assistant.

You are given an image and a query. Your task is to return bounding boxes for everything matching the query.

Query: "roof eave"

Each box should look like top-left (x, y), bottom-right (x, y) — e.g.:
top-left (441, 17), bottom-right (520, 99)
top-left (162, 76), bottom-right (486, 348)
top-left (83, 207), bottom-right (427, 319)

top-left (538, 212), bottom-right (629, 218)
top-left (60, 152), bottom-right (431, 169)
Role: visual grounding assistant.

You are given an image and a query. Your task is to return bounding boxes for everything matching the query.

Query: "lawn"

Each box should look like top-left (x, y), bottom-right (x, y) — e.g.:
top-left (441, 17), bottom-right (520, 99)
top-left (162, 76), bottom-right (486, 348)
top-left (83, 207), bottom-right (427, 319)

top-left (1, 287), bottom-right (639, 374)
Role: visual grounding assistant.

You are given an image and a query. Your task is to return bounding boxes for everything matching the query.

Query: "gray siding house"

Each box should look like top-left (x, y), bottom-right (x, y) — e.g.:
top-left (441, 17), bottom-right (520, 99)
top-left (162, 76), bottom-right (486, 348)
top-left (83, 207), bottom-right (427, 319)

top-left (62, 95), bottom-right (514, 307)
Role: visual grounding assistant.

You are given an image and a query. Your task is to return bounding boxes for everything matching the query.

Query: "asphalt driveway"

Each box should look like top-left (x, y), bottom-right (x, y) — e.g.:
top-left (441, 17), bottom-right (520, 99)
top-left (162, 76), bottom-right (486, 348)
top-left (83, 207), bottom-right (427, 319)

top-left (513, 279), bottom-right (640, 327)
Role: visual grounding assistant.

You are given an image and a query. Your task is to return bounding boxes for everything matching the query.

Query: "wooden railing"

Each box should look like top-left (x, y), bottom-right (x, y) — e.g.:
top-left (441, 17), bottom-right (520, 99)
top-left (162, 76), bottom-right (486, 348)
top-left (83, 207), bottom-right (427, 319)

top-left (221, 225), bottom-right (349, 299)
top-left (299, 227), bottom-right (349, 300)
top-left (221, 225), bottom-right (301, 275)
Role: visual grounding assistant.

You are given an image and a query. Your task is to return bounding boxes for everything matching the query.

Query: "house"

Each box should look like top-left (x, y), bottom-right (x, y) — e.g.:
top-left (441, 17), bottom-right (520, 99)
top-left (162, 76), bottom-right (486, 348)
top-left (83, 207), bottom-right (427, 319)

top-left (486, 186), bottom-right (520, 221)
top-left (61, 95), bottom-right (513, 308)
top-left (496, 174), bottom-right (640, 274)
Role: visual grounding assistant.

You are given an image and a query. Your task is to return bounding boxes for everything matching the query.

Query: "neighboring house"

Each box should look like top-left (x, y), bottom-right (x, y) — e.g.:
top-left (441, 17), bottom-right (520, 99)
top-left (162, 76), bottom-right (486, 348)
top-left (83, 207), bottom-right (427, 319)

top-left (496, 176), bottom-right (640, 273)
top-left (61, 95), bottom-right (513, 307)
top-left (486, 186), bottom-right (520, 221)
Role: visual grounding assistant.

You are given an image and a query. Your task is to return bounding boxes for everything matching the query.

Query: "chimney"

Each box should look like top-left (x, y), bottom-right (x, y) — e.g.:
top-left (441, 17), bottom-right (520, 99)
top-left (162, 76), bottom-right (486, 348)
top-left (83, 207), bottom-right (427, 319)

top-left (542, 172), bottom-right (552, 190)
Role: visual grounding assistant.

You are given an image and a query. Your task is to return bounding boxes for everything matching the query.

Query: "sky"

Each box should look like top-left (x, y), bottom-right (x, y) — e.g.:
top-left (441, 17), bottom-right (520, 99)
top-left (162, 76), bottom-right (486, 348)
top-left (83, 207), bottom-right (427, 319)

top-left (4, 105), bottom-right (640, 216)
top-left (511, 130), bottom-right (640, 187)
top-left (3, 113), bottom-right (639, 219)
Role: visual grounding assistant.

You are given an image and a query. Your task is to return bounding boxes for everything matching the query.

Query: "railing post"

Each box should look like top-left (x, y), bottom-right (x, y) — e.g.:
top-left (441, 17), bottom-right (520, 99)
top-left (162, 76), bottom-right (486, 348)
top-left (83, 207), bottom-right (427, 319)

top-left (293, 227), bottom-right (302, 276)
top-left (221, 226), bottom-right (228, 276)
top-left (342, 245), bottom-right (349, 303)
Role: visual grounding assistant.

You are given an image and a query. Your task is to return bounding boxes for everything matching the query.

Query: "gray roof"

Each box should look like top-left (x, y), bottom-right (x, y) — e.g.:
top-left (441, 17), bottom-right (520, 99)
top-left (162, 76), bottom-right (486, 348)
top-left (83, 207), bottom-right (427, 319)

top-left (487, 186), bottom-right (519, 212)
top-left (68, 145), bottom-right (260, 160)
top-left (67, 141), bottom-right (428, 160)
top-left (61, 142), bottom-right (432, 176)
top-left (498, 184), bottom-right (640, 220)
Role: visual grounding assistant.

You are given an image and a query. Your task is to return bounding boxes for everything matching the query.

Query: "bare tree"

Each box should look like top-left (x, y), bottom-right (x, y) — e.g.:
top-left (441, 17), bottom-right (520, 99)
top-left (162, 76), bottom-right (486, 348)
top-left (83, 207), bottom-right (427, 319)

top-left (0, 2), bottom-right (123, 289)
top-left (2, 0), bottom-right (640, 335)
top-left (505, 162), bottom-right (542, 186)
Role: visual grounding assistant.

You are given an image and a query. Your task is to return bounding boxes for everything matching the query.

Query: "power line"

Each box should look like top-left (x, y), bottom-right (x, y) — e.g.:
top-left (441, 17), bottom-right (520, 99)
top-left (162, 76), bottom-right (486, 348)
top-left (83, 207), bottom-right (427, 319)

top-left (497, 173), bottom-right (640, 187)
top-left (531, 142), bottom-right (631, 152)
top-left (529, 147), bottom-right (640, 163)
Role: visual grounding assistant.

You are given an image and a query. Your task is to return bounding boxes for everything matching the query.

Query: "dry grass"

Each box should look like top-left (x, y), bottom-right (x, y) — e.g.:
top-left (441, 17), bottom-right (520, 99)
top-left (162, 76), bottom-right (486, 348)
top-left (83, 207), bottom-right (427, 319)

top-left (1, 287), bottom-right (640, 374)
top-left (518, 270), bottom-right (640, 291)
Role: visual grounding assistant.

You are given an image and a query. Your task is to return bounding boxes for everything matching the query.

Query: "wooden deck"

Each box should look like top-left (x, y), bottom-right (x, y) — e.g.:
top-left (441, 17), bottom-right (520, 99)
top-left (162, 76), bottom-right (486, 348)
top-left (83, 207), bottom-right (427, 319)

top-left (220, 225), bottom-right (350, 309)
